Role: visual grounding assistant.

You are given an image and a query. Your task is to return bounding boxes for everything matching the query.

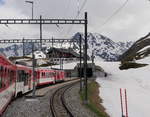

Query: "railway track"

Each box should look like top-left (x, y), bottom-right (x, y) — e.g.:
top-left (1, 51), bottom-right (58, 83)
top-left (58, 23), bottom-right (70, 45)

top-left (50, 80), bottom-right (79, 117)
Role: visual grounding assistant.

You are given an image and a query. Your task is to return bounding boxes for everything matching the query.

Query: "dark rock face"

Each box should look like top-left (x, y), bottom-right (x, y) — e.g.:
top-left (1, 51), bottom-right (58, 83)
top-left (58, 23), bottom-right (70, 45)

top-left (120, 33), bottom-right (150, 62)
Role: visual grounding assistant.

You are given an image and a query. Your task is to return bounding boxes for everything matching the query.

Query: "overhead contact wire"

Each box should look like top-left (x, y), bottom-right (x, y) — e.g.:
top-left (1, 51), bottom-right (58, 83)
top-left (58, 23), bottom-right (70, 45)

top-left (99, 0), bottom-right (129, 29)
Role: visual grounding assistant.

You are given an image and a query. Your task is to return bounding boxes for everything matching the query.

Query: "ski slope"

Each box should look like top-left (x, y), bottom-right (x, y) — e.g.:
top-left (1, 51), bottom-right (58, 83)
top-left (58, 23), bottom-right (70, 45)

top-left (96, 58), bottom-right (150, 117)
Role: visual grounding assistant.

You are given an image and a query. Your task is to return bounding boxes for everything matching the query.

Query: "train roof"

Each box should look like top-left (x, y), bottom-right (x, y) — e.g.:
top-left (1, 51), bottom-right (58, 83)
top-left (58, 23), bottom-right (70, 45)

top-left (16, 64), bottom-right (33, 70)
top-left (0, 54), bottom-right (16, 66)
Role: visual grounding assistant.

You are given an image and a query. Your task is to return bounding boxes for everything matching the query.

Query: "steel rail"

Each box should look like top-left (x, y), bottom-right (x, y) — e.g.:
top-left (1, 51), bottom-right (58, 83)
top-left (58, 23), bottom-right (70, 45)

top-left (50, 81), bottom-right (79, 117)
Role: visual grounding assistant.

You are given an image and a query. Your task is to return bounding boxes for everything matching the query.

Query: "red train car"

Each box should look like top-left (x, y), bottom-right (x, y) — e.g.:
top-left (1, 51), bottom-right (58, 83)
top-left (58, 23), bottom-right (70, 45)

top-left (15, 65), bottom-right (33, 96)
top-left (54, 70), bottom-right (65, 82)
top-left (0, 54), bottom-right (66, 116)
top-left (36, 69), bottom-right (55, 86)
top-left (0, 55), bottom-right (16, 116)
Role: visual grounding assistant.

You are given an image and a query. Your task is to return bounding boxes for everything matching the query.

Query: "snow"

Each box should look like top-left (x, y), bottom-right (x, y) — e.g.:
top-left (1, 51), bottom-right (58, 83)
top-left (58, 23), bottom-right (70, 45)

top-left (136, 55), bottom-right (150, 64)
top-left (95, 57), bottom-right (150, 117)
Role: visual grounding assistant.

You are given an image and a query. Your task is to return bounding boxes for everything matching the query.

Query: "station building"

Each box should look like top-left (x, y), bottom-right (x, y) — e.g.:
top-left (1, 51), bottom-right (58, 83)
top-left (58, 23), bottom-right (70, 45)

top-left (46, 47), bottom-right (83, 64)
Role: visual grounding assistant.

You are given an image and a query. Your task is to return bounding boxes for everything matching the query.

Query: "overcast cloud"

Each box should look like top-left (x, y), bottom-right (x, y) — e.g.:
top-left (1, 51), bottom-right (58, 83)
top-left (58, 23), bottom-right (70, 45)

top-left (0, 0), bottom-right (150, 42)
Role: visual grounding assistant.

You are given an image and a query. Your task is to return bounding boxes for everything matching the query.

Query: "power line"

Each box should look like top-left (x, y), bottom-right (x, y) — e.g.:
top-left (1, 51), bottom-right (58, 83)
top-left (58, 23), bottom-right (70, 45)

top-left (76, 0), bottom-right (87, 18)
top-left (99, 0), bottom-right (129, 29)
top-left (64, 0), bottom-right (72, 18)
top-left (66, 0), bottom-right (88, 35)
top-left (55, 0), bottom-right (72, 37)
top-left (77, 0), bottom-right (80, 16)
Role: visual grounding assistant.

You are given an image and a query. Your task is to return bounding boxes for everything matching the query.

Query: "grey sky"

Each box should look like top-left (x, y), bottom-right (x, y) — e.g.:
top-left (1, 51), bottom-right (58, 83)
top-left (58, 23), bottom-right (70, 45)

top-left (0, 0), bottom-right (150, 42)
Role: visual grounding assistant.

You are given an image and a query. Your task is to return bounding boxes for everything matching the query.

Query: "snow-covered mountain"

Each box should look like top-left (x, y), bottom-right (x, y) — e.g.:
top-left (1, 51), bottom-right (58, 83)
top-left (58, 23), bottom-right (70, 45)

top-left (0, 32), bottom-right (133, 61)
top-left (0, 44), bottom-right (22, 57)
top-left (72, 32), bottom-right (133, 61)
top-left (0, 43), bottom-right (40, 57)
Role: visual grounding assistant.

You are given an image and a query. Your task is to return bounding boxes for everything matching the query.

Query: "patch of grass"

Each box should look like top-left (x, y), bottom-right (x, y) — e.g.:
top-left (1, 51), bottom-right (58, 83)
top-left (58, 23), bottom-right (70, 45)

top-left (9, 56), bottom-right (31, 61)
top-left (119, 62), bottom-right (148, 70)
top-left (37, 63), bottom-right (57, 67)
top-left (79, 81), bottom-right (109, 117)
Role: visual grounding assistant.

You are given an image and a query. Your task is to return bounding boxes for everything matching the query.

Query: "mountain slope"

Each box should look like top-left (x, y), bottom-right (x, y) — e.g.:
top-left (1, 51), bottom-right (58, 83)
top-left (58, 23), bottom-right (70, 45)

top-left (120, 32), bottom-right (150, 62)
top-left (0, 32), bottom-right (133, 61)
top-left (72, 32), bottom-right (133, 61)
top-left (0, 43), bottom-right (40, 57)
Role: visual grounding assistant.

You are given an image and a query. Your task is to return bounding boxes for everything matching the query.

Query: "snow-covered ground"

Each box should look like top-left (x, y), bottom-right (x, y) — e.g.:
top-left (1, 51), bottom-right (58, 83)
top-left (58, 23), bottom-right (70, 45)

top-left (96, 58), bottom-right (150, 117)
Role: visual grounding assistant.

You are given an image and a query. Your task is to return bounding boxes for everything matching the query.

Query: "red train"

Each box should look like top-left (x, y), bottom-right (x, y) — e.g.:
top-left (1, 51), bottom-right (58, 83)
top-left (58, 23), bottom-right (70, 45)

top-left (0, 54), bottom-right (65, 116)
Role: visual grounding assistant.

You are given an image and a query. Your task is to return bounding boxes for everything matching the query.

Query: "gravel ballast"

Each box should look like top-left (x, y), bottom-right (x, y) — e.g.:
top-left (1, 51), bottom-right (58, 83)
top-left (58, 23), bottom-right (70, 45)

top-left (2, 82), bottom-right (98, 117)
top-left (64, 83), bottom-right (98, 117)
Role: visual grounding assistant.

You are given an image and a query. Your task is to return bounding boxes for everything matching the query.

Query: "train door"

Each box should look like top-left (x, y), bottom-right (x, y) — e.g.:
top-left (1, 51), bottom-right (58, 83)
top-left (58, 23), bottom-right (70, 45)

top-left (15, 70), bottom-right (24, 96)
top-left (23, 70), bottom-right (32, 93)
top-left (36, 70), bottom-right (40, 85)
top-left (0, 66), bottom-right (3, 91)
top-left (51, 71), bottom-right (56, 84)
top-left (28, 70), bottom-right (32, 90)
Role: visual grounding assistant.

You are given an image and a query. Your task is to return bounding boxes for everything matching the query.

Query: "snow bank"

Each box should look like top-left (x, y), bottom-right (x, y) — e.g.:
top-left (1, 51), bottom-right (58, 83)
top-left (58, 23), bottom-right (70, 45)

top-left (96, 59), bottom-right (150, 117)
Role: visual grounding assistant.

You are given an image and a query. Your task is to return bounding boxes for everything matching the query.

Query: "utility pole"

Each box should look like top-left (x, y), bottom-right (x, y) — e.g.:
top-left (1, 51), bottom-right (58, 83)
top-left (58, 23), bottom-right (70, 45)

top-left (91, 49), bottom-right (95, 77)
top-left (23, 37), bottom-right (25, 57)
top-left (84, 12), bottom-right (88, 104)
top-left (52, 37), bottom-right (54, 47)
top-left (60, 54), bottom-right (61, 70)
top-left (62, 58), bottom-right (63, 70)
top-left (40, 15), bottom-right (42, 50)
top-left (32, 42), bottom-right (36, 97)
top-left (25, 0), bottom-right (34, 19)
top-left (79, 34), bottom-right (82, 92)
top-left (52, 37), bottom-right (54, 65)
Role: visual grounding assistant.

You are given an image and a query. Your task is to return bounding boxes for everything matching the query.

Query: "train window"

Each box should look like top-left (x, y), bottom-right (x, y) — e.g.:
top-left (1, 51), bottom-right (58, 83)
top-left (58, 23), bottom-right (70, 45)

top-left (17, 71), bottom-right (19, 82)
top-left (45, 72), bottom-right (47, 77)
top-left (7, 69), bottom-right (10, 85)
top-left (0, 66), bottom-right (2, 88)
top-left (17, 70), bottom-right (24, 82)
top-left (48, 72), bottom-right (50, 77)
top-left (0, 66), bottom-right (3, 78)
top-left (48, 72), bottom-right (49, 77)
top-left (24, 72), bottom-right (29, 86)
top-left (0, 66), bottom-right (2, 71)
top-left (42, 72), bottom-right (44, 77)
top-left (17, 71), bottom-right (20, 82)
top-left (10, 70), bottom-right (14, 84)
top-left (34, 72), bottom-right (37, 77)
top-left (0, 73), bottom-right (1, 88)
top-left (0, 66), bottom-right (3, 88)
top-left (53, 72), bottom-right (56, 77)
top-left (5, 68), bottom-right (7, 73)
top-left (3, 68), bottom-right (7, 87)
top-left (49, 72), bottom-right (51, 77)
top-left (18, 70), bottom-right (28, 86)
